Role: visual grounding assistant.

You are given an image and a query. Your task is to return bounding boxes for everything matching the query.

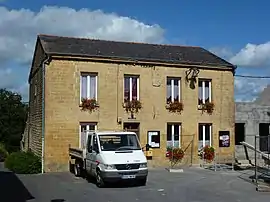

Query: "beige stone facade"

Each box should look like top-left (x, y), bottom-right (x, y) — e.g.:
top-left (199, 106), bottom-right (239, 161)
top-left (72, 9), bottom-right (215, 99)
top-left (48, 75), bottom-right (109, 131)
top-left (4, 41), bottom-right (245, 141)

top-left (24, 36), bottom-right (235, 172)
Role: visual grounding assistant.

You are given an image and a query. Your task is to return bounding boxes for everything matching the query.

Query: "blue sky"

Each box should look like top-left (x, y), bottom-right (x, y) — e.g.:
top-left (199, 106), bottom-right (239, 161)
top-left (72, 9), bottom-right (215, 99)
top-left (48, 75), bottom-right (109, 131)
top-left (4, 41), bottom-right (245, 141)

top-left (1, 0), bottom-right (270, 102)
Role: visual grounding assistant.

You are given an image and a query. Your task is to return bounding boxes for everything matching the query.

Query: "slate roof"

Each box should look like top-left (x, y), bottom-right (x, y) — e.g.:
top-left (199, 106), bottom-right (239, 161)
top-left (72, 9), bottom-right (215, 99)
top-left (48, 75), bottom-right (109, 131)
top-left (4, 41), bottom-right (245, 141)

top-left (38, 34), bottom-right (235, 69)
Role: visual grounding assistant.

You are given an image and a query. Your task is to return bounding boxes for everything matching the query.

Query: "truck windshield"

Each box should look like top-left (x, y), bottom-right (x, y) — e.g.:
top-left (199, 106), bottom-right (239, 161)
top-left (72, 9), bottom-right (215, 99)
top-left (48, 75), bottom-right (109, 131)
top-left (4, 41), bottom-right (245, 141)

top-left (99, 134), bottom-right (141, 151)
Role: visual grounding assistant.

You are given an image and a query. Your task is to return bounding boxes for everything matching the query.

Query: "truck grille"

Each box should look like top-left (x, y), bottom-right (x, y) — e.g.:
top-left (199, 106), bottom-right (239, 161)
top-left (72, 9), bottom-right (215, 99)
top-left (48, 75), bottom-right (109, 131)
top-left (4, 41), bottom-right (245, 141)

top-left (115, 163), bottom-right (140, 170)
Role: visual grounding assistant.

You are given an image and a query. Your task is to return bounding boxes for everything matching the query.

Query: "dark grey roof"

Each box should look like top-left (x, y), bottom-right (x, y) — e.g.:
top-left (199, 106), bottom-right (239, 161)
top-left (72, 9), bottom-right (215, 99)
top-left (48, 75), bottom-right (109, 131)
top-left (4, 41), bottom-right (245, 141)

top-left (38, 34), bottom-right (235, 69)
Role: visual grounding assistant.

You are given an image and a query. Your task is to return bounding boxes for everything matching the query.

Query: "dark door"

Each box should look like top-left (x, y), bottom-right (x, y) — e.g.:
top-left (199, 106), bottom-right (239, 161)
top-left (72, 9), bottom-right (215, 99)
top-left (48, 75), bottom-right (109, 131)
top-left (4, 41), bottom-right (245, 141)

top-left (235, 123), bottom-right (245, 145)
top-left (123, 122), bottom-right (140, 140)
top-left (259, 123), bottom-right (270, 152)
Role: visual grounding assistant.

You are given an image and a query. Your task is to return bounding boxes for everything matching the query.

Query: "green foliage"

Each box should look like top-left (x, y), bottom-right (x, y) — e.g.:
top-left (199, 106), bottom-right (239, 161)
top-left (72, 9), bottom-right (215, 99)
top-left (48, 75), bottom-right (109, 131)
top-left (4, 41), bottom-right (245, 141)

top-left (0, 89), bottom-right (28, 152)
top-left (0, 143), bottom-right (8, 162)
top-left (5, 151), bottom-right (41, 174)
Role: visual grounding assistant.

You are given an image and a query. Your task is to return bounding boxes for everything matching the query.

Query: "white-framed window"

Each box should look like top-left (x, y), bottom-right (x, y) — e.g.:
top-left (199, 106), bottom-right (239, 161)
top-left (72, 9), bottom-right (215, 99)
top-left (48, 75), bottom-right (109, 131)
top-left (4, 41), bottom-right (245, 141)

top-left (166, 77), bottom-right (181, 103)
top-left (80, 73), bottom-right (98, 102)
top-left (198, 79), bottom-right (212, 105)
top-left (198, 123), bottom-right (212, 149)
top-left (79, 122), bottom-right (97, 148)
top-left (167, 123), bottom-right (181, 148)
top-left (124, 75), bottom-right (139, 101)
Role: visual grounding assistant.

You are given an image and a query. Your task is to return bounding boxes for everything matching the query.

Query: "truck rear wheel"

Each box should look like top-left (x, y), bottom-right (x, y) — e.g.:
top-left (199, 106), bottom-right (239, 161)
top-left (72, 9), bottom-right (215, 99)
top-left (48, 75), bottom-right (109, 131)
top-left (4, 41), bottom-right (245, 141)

top-left (74, 162), bottom-right (81, 177)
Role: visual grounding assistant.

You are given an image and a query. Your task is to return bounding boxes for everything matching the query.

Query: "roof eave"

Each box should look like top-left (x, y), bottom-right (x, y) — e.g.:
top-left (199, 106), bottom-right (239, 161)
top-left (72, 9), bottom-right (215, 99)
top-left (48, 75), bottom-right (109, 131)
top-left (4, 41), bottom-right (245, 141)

top-left (46, 52), bottom-right (235, 70)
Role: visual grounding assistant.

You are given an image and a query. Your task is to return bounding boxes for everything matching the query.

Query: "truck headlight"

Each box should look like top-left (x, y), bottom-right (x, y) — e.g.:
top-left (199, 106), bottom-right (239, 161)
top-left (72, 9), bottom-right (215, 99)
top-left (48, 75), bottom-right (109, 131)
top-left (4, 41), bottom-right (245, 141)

top-left (104, 164), bottom-right (115, 170)
top-left (140, 163), bottom-right (147, 168)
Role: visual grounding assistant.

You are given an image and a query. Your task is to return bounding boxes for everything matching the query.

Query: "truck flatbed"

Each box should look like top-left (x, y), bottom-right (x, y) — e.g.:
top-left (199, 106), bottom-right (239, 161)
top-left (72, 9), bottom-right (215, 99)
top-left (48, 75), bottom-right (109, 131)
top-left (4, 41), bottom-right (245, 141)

top-left (69, 147), bottom-right (84, 159)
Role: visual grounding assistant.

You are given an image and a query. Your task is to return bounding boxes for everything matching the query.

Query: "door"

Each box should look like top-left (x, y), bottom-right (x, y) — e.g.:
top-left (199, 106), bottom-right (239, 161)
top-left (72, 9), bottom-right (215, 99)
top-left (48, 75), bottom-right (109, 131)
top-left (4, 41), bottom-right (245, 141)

top-left (259, 123), bottom-right (270, 152)
top-left (123, 122), bottom-right (140, 140)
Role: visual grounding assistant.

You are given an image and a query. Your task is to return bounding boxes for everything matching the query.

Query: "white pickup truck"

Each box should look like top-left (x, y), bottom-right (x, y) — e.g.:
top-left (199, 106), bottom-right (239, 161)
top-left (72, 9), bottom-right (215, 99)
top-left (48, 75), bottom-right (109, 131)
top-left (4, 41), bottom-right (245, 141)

top-left (69, 131), bottom-right (148, 187)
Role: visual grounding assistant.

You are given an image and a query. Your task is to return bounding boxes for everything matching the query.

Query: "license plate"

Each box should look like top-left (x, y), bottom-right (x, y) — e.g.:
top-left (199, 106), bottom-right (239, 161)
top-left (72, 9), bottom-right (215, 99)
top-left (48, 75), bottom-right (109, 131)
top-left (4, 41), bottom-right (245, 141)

top-left (121, 175), bottom-right (136, 179)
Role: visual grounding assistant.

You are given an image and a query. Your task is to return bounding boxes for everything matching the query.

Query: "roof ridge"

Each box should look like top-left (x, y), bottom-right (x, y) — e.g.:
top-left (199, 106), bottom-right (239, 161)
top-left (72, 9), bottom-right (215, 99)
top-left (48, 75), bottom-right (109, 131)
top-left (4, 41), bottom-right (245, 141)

top-left (38, 33), bottom-right (201, 48)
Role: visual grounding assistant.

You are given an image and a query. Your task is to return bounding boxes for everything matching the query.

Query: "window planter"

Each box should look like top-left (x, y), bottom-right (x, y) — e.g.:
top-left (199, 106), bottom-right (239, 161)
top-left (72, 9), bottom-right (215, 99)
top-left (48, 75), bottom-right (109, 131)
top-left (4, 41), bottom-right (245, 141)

top-left (122, 100), bottom-right (142, 114)
top-left (166, 101), bottom-right (183, 113)
top-left (80, 98), bottom-right (99, 113)
top-left (199, 102), bottom-right (214, 114)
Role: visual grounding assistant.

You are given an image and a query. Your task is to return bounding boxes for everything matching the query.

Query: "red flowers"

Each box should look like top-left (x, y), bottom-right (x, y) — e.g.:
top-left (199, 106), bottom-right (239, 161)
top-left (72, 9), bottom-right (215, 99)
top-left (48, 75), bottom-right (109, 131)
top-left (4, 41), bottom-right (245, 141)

top-left (166, 101), bottom-right (184, 113)
top-left (199, 145), bottom-right (215, 162)
top-left (202, 102), bottom-right (215, 114)
top-left (123, 100), bottom-right (142, 113)
top-left (81, 98), bottom-right (99, 112)
top-left (166, 147), bottom-right (185, 166)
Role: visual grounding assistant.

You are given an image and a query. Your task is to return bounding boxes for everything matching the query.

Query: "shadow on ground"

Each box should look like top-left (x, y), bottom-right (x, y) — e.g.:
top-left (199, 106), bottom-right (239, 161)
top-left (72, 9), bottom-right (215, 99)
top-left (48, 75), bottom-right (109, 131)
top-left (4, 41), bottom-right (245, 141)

top-left (84, 175), bottom-right (145, 188)
top-left (0, 171), bottom-right (34, 202)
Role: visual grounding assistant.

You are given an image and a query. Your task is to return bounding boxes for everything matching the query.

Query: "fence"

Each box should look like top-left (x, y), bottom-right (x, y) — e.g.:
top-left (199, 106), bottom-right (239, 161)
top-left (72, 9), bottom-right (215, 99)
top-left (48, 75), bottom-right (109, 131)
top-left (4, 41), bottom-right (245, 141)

top-left (200, 147), bottom-right (235, 172)
top-left (254, 135), bottom-right (270, 191)
top-left (167, 134), bottom-right (195, 169)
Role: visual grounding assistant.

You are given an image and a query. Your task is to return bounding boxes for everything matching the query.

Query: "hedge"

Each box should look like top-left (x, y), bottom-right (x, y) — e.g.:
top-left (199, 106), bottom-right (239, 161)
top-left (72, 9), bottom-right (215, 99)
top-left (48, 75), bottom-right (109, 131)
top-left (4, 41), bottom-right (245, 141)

top-left (0, 143), bottom-right (8, 162)
top-left (5, 151), bottom-right (41, 174)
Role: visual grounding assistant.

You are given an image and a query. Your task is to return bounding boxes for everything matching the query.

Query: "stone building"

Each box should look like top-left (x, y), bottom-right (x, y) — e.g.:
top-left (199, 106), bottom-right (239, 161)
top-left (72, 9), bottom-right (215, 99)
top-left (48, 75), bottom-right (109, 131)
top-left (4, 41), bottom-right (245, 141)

top-left (21, 34), bottom-right (236, 172)
top-left (235, 85), bottom-right (270, 162)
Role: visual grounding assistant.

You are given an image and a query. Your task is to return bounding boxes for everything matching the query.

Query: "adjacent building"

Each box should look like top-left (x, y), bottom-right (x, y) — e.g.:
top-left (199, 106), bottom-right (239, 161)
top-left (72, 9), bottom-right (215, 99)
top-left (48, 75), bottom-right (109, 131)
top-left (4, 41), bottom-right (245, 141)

top-left (21, 34), bottom-right (236, 172)
top-left (235, 86), bottom-right (270, 162)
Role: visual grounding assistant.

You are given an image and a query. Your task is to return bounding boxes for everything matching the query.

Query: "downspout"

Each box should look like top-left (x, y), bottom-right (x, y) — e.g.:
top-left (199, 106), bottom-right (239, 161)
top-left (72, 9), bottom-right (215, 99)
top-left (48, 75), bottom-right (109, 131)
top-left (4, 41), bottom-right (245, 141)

top-left (41, 55), bottom-right (50, 174)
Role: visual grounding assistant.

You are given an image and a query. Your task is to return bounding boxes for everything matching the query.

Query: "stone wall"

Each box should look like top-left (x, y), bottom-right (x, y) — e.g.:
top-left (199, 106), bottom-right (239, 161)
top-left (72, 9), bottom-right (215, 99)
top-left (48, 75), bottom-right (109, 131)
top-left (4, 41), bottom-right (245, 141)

top-left (235, 102), bottom-right (270, 160)
top-left (43, 58), bottom-right (235, 172)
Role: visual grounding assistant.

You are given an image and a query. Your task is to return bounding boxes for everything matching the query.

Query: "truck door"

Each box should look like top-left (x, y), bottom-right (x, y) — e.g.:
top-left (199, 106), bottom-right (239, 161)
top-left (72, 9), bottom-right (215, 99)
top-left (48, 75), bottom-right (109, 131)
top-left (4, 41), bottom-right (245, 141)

top-left (90, 134), bottom-right (99, 176)
top-left (85, 134), bottom-right (93, 173)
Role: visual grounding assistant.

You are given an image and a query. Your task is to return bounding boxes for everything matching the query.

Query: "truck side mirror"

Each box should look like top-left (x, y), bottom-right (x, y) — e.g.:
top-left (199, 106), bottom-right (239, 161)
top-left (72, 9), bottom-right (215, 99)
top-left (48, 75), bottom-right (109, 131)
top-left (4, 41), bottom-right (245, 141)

top-left (145, 144), bottom-right (151, 151)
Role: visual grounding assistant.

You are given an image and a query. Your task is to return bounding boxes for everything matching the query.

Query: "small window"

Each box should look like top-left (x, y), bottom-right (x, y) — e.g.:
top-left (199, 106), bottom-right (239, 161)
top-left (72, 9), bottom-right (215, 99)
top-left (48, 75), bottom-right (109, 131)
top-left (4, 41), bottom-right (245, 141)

top-left (166, 77), bottom-right (181, 103)
top-left (198, 123), bottom-right (212, 150)
top-left (80, 73), bottom-right (98, 102)
top-left (147, 131), bottom-right (160, 148)
top-left (198, 79), bottom-right (212, 105)
top-left (235, 123), bottom-right (245, 145)
top-left (167, 123), bottom-right (181, 148)
top-left (124, 75), bottom-right (139, 101)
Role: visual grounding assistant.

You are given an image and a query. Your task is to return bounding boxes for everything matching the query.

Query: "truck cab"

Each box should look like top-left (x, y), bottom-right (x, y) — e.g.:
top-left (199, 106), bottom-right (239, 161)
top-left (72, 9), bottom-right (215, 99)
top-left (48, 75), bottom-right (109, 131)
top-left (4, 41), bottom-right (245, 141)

top-left (83, 131), bottom-right (148, 187)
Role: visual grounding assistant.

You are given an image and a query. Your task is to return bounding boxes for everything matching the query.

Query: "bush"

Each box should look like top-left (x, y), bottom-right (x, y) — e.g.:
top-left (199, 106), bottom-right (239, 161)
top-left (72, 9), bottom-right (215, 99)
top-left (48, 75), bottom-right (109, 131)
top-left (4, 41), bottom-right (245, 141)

top-left (0, 143), bottom-right (8, 162)
top-left (5, 151), bottom-right (41, 174)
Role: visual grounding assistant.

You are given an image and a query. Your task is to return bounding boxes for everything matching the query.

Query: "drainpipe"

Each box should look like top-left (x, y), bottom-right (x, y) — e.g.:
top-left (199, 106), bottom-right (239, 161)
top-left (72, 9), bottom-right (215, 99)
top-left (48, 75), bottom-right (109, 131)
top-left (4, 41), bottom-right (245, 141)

top-left (41, 55), bottom-right (50, 174)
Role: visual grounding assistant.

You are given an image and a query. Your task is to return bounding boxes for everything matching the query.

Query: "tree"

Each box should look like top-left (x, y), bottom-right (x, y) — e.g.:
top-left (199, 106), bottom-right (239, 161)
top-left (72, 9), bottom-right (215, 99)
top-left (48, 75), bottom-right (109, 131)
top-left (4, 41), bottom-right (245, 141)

top-left (0, 89), bottom-right (28, 152)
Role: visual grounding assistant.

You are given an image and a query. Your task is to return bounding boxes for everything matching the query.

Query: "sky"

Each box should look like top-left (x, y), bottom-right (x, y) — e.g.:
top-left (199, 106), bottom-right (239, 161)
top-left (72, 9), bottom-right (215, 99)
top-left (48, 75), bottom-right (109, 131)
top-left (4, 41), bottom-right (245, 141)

top-left (1, 0), bottom-right (270, 102)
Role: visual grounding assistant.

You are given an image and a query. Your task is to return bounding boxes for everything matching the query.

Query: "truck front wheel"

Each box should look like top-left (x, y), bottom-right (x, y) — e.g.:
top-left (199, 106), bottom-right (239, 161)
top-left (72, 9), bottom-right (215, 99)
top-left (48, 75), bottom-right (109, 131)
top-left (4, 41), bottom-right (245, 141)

top-left (96, 169), bottom-right (105, 188)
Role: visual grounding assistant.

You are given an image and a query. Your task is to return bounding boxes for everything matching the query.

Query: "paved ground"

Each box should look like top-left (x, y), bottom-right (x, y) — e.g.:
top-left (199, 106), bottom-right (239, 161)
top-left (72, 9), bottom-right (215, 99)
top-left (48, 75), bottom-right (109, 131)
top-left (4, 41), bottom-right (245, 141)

top-left (1, 163), bottom-right (270, 202)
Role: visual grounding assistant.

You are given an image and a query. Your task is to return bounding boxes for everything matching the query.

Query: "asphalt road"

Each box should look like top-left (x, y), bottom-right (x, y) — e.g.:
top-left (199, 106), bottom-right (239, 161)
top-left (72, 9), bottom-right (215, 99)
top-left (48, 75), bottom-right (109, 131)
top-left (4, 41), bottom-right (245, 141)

top-left (1, 163), bottom-right (269, 202)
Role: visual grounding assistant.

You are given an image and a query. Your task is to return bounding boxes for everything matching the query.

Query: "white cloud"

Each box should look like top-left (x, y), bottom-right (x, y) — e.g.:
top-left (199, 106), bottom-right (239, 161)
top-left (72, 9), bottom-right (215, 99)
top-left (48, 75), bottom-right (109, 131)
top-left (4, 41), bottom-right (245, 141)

top-left (0, 6), bottom-right (165, 100)
top-left (234, 76), bottom-right (270, 102)
top-left (209, 47), bottom-right (234, 60)
top-left (229, 42), bottom-right (270, 67)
